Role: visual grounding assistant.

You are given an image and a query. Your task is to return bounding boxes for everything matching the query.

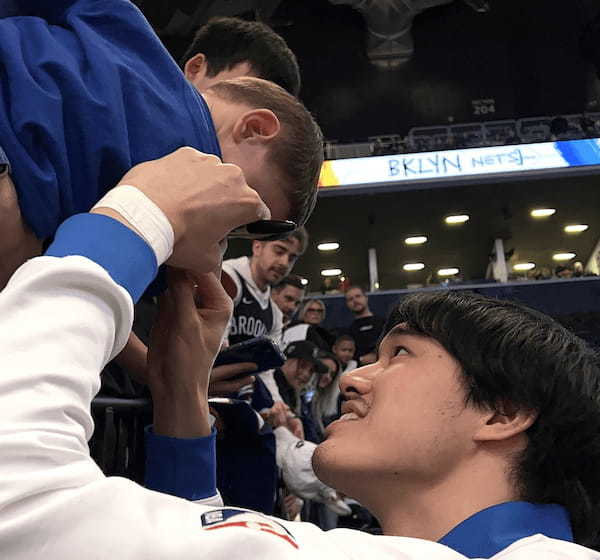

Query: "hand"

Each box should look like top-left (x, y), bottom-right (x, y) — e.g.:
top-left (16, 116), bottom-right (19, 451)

top-left (208, 363), bottom-right (256, 397)
top-left (96, 148), bottom-right (271, 273)
top-left (283, 494), bottom-right (303, 520)
top-left (287, 416), bottom-right (304, 439)
top-left (147, 267), bottom-right (232, 438)
top-left (260, 401), bottom-right (290, 428)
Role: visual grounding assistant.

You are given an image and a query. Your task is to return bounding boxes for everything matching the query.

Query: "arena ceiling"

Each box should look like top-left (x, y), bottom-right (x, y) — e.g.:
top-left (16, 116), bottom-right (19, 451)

top-left (136, 0), bottom-right (600, 292)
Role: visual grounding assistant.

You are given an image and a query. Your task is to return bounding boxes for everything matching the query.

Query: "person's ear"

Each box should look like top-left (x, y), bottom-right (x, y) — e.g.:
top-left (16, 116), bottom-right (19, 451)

top-left (252, 240), bottom-right (263, 256)
top-left (232, 109), bottom-right (281, 145)
top-left (473, 401), bottom-right (538, 443)
top-left (184, 53), bottom-right (208, 83)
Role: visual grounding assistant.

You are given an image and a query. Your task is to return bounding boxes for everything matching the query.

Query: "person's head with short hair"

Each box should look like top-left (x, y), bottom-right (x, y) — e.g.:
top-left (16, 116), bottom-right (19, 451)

top-left (314, 291), bottom-right (600, 547)
top-left (333, 334), bottom-right (356, 366)
top-left (249, 226), bottom-right (308, 290)
top-left (299, 298), bottom-right (326, 326)
top-left (272, 274), bottom-right (306, 323)
top-left (203, 78), bottom-right (323, 227)
top-left (283, 340), bottom-right (327, 390)
top-left (181, 17), bottom-right (301, 96)
top-left (345, 285), bottom-right (370, 317)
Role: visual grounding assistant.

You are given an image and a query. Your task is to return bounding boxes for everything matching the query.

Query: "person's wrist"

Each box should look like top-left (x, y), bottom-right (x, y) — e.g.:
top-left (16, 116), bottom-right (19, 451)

top-left (152, 384), bottom-right (211, 438)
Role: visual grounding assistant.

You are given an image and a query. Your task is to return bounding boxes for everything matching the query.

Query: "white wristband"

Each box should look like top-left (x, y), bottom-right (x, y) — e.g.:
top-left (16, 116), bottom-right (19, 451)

top-left (93, 185), bottom-right (174, 265)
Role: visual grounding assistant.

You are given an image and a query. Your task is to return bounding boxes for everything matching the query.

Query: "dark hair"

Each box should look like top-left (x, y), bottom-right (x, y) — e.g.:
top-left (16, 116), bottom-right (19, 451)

top-left (208, 78), bottom-right (323, 227)
top-left (345, 285), bottom-right (366, 296)
top-left (318, 350), bottom-right (341, 376)
top-left (334, 334), bottom-right (355, 347)
top-left (384, 290), bottom-right (600, 547)
top-left (181, 17), bottom-right (301, 97)
top-left (273, 274), bottom-right (305, 292)
top-left (282, 226), bottom-right (309, 255)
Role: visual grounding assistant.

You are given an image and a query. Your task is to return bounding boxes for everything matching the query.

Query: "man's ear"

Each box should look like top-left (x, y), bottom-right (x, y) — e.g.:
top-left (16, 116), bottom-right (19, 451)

top-left (251, 240), bottom-right (263, 256)
top-left (184, 53), bottom-right (208, 82)
top-left (473, 401), bottom-right (538, 443)
top-left (232, 109), bottom-right (281, 145)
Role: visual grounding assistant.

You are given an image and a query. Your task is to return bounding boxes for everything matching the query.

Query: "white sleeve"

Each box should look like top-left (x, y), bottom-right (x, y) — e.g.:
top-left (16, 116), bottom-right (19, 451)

top-left (0, 250), bottom-right (469, 560)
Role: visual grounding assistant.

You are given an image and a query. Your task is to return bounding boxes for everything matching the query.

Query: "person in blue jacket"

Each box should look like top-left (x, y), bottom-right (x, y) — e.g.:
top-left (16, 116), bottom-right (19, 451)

top-left (0, 0), bottom-right (323, 290)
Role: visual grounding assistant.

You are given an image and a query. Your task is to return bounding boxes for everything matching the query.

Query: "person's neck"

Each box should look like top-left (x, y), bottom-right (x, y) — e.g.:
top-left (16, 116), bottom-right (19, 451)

top-left (354, 308), bottom-right (373, 319)
top-left (358, 456), bottom-right (518, 541)
top-left (249, 258), bottom-right (268, 292)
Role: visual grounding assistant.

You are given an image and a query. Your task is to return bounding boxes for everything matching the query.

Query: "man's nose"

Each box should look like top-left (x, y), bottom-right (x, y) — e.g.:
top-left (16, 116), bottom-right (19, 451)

top-left (340, 364), bottom-right (376, 399)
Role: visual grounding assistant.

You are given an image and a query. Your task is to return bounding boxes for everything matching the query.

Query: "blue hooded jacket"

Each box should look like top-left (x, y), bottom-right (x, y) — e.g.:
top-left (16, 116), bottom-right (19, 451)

top-left (0, 0), bottom-right (221, 239)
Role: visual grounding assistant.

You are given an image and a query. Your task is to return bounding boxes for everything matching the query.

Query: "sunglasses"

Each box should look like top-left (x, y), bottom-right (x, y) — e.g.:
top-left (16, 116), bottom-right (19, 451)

top-left (306, 307), bottom-right (324, 313)
top-left (228, 219), bottom-right (297, 241)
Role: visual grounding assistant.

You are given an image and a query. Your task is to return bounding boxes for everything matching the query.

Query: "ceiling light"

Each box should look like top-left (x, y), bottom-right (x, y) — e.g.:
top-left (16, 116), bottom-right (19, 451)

top-left (321, 268), bottom-right (342, 277)
top-left (300, 278), bottom-right (308, 286)
top-left (564, 224), bottom-right (588, 233)
top-left (317, 242), bottom-right (340, 251)
top-left (405, 236), bottom-right (428, 245)
top-left (403, 263), bottom-right (425, 271)
top-left (438, 268), bottom-right (459, 276)
top-left (445, 214), bottom-right (470, 225)
top-left (552, 252), bottom-right (576, 261)
top-left (513, 263), bottom-right (535, 271)
top-left (530, 208), bottom-right (556, 218)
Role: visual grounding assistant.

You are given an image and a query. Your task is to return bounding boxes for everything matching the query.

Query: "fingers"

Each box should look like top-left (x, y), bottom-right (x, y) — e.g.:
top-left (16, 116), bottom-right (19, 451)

top-left (211, 362), bottom-right (258, 382)
top-left (208, 377), bottom-right (255, 397)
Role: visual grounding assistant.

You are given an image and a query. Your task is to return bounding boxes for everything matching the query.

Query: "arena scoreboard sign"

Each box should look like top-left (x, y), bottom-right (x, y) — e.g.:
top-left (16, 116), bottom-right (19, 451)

top-left (318, 138), bottom-right (600, 190)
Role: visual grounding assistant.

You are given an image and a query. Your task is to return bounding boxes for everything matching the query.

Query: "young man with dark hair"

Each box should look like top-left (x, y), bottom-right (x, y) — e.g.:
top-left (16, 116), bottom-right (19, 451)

top-left (3, 152), bottom-right (600, 558)
top-left (344, 285), bottom-right (386, 365)
top-left (0, 1), bottom-right (322, 290)
top-left (223, 227), bottom-right (308, 344)
top-left (271, 274), bottom-right (306, 327)
top-left (181, 17), bottom-right (301, 97)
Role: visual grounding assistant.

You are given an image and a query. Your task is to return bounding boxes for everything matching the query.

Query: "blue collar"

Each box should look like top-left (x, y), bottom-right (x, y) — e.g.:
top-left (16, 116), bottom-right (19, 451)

top-left (438, 502), bottom-right (573, 558)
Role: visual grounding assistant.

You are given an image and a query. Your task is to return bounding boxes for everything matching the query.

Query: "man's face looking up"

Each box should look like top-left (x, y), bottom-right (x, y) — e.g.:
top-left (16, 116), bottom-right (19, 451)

top-left (345, 288), bottom-right (368, 315)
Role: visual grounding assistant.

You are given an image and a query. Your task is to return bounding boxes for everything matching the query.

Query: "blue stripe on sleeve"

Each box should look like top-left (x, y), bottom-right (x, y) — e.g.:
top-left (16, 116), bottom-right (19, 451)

top-left (144, 427), bottom-right (218, 501)
top-left (45, 213), bottom-right (157, 302)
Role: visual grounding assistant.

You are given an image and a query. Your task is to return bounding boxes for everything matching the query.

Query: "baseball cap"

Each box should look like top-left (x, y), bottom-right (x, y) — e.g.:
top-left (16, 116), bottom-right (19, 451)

top-left (284, 340), bottom-right (328, 374)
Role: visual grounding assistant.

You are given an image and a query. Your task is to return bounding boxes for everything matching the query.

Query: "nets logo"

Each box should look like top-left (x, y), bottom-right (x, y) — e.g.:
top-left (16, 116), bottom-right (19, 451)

top-left (201, 508), bottom-right (299, 549)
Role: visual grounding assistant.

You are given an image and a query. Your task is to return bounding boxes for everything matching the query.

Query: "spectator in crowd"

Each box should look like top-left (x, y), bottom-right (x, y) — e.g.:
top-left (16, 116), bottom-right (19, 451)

top-left (181, 17), bottom-right (301, 96)
top-left (282, 298), bottom-right (335, 350)
top-left (0, 1), bottom-right (322, 293)
top-left (344, 286), bottom-right (386, 365)
top-left (309, 352), bottom-right (343, 442)
top-left (271, 274), bottom-right (306, 328)
top-left (262, 340), bottom-right (328, 420)
top-left (333, 334), bottom-right (358, 374)
top-left (223, 227), bottom-right (308, 345)
top-left (5, 152), bottom-right (600, 558)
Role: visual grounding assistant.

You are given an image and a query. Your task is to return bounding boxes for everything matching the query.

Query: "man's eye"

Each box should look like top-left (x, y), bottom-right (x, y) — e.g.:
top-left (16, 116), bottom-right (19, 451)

top-left (393, 346), bottom-right (408, 357)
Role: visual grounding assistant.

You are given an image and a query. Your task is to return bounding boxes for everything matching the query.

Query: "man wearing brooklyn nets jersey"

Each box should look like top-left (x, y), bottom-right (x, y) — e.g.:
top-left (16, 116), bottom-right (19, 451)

top-left (223, 227), bottom-right (308, 346)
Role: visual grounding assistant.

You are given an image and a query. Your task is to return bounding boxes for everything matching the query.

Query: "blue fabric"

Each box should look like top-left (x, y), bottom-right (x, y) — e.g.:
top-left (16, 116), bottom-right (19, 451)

top-left (45, 213), bottom-right (157, 302)
top-left (144, 427), bottom-right (218, 502)
top-left (0, 0), bottom-right (221, 240)
top-left (438, 501), bottom-right (573, 558)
